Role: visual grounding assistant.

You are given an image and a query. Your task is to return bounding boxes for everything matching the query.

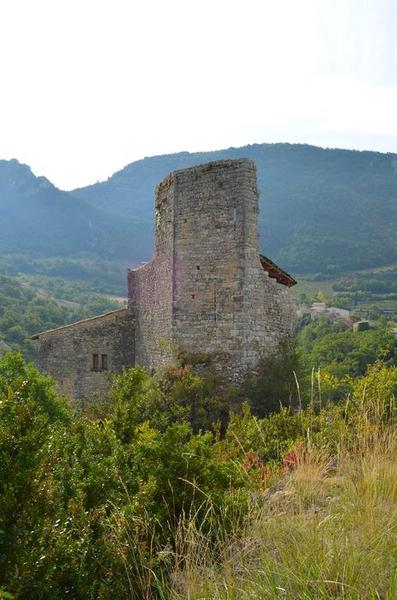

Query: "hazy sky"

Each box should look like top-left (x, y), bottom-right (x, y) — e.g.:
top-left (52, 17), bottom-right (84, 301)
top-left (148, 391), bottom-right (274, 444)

top-left (1, 0), bottom-right (396, 189)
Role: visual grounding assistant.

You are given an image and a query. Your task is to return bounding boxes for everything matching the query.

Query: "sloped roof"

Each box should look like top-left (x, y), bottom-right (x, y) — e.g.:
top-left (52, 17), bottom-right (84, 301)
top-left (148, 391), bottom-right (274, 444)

top-left (31, 308), bottom-right (128, 340)
top-left (259, 254), bottom-right (297, 288)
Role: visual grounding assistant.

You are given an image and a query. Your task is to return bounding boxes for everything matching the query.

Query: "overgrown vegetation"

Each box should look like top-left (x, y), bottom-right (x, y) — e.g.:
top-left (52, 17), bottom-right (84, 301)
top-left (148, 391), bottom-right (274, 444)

top-left (1, 349), bottom-right (397, 598)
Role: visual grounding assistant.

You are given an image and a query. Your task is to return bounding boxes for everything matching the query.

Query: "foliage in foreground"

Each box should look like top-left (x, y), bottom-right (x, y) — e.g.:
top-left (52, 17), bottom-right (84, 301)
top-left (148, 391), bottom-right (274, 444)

top-left (1, 353), bottom-right (397, 598)
top-left (171, 428), bottom-right (397, 599)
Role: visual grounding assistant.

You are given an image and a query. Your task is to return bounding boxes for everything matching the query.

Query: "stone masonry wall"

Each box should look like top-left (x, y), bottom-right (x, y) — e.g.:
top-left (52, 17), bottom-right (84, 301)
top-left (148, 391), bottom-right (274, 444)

top-left (171, 160), bottom-right (257, 381)
top-left (36, 309), bottom-right (134, 407)
top-left (261, 272), bottom-right (295, 346)
top-left (127, 174), bottom-right (175, 370)
top-left (170, 159), bottom-right (294, 382)
top-left (128, 159), bottom-right (295, 382)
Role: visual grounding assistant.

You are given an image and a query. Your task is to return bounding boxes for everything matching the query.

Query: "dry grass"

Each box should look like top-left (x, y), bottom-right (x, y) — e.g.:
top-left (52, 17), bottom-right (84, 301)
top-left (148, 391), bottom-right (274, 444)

top-left (168, 429), bottom-right (397, 599)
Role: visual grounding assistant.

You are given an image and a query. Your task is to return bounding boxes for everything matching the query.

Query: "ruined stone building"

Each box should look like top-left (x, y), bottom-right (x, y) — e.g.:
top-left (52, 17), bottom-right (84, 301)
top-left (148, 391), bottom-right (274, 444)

top-left (32, 159), bottom-right (296, 402)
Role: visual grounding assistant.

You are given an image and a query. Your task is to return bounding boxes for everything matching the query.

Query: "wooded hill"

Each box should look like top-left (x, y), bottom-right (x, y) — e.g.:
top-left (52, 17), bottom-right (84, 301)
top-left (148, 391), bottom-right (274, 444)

top-left (73, 143), bottom-right (397, 274)
top-left (0, 159), bottom-right (151, 264)
top-left (1, 143), bottom-right (397, 276)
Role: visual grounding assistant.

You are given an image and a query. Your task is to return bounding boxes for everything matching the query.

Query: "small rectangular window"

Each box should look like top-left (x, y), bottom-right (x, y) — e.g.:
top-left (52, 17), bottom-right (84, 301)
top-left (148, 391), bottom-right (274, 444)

top-left (92, 353), bottom-right (99, 371)
top-left (101, 354), bottom-right (108, 371)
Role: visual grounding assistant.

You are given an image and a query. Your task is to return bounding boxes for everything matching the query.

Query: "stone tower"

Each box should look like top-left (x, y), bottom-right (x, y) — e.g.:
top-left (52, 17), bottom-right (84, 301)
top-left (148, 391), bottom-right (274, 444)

top-left (33, 159), bottom-right (296, 401)
top-left (128, 159), bottom-right (295, 382)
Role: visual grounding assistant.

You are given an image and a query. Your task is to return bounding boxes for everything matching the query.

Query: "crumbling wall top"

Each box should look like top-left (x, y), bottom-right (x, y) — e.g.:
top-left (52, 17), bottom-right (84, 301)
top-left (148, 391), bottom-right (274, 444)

top-left (155, 159), bottom-right (255, 205)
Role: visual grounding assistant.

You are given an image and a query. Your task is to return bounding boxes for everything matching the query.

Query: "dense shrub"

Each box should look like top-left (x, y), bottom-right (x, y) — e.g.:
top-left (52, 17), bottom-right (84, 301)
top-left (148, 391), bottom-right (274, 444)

top-left (1, 352), bottom-right (397, 598)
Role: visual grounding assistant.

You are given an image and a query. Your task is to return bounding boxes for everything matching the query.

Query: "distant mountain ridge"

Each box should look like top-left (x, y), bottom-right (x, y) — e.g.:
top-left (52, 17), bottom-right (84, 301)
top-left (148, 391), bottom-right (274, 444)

top-left (1, 143), bottom-right (397, 276)
top-left (0, 159), bottom-right (151, 263)
top-left (71, 143), bottom-right (397, 274)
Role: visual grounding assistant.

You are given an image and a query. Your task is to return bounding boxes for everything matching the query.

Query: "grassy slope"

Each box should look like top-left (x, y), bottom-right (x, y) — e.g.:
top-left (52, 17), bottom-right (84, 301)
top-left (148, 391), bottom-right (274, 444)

top-left (169, 402), bottom-right (397, 599)
top-left (171, 443), bottom-right (397, 599)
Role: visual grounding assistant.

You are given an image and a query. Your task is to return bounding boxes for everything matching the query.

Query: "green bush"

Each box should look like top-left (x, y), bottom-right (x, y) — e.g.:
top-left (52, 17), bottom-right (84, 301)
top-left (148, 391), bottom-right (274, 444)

top-left (1, 351), bottom-right (397, 598)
